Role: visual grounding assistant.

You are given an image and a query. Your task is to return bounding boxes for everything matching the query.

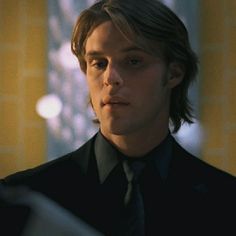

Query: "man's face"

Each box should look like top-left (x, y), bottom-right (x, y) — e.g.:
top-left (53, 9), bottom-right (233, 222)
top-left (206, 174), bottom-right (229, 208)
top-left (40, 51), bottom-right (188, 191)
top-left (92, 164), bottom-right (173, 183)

top-left (84, 21), bottom-right (181, 139)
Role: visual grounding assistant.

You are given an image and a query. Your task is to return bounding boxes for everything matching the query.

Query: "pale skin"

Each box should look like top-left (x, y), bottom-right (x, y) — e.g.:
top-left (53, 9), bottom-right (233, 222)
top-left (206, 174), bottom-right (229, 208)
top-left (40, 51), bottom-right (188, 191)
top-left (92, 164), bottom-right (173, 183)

top-left (84, 21), bottom-right (184, 157)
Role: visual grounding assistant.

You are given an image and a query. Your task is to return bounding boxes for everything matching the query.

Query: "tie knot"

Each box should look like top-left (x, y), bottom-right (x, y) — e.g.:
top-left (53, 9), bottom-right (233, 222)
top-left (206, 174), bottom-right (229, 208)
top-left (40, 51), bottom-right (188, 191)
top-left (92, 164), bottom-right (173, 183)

top-left (123, 160), bottom-right (146, 183)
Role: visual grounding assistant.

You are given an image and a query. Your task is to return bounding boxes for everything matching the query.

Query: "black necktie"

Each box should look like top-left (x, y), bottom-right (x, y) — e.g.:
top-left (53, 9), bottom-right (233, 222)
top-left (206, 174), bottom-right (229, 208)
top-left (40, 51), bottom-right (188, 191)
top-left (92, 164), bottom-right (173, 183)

top-left (117, 160), bottom-right (146, 236)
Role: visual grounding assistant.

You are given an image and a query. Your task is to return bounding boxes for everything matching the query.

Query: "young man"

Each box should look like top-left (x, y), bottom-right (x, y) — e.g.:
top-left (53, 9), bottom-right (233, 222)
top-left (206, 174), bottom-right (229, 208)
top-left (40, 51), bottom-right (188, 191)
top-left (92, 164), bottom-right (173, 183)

top-left (1, 0), bottom-right (236, 235)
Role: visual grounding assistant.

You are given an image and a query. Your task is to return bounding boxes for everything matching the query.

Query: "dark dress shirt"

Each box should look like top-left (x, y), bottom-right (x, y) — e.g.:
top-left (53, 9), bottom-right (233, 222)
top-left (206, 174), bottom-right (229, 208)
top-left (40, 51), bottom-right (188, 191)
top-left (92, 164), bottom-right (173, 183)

top-left (94, 132), bottom-right (173, 235)
top-left (94, 131), bottom-right (173, 183)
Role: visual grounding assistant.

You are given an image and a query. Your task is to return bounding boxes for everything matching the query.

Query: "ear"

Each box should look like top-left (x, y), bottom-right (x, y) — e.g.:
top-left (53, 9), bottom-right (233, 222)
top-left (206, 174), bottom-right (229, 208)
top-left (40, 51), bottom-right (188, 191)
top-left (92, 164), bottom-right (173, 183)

top-left (166, 62), bottom-right (185, 89)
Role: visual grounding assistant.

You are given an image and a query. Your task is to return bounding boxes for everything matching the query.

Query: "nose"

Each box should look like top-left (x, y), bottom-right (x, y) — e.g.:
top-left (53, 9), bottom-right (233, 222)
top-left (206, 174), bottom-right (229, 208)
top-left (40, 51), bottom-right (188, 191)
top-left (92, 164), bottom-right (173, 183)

top-left (103, 63), bottom-right (123, 87)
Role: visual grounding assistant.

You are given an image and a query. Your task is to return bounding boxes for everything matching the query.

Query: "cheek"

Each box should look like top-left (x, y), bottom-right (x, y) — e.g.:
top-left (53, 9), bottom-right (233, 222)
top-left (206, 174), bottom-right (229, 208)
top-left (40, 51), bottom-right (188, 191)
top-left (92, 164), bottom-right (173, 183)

top-left (87, 77), bottom-right (101, 95)
top-left (134, 76), bottom-right (168, 106)
top-left (135, 73), bottom-right (165, 95)
top-left (87, 81), bottom-right (102, 109)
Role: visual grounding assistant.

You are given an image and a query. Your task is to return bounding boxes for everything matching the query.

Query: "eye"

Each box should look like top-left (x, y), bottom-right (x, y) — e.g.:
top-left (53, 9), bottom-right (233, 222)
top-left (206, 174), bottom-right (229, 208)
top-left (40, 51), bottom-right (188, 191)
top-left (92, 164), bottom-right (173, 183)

top-left (127, 57), bottom-right (142, 67)
top-left (92, 60), bottom-right (107, 70)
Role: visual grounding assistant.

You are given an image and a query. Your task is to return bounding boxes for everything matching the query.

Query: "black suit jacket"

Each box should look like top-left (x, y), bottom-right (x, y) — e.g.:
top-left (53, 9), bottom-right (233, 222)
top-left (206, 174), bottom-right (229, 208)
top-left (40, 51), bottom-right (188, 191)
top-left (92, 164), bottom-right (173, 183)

top-left (1, 134), bottom-right (236, 235)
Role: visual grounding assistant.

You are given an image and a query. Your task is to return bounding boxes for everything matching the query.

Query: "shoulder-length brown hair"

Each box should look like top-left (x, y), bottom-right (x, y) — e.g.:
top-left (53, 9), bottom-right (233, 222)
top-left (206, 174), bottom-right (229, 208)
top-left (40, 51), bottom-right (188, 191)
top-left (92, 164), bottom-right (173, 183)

top-left (71, 0), bottom-right (198, 133)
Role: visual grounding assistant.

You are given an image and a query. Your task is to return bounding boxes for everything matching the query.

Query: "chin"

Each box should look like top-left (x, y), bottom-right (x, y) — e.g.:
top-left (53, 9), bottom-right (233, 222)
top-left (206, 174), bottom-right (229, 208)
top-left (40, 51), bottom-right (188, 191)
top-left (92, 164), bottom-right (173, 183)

top-left (102, 123), bottom-right (136, 137)
top-left (101, 123), bottom-right (124, 135)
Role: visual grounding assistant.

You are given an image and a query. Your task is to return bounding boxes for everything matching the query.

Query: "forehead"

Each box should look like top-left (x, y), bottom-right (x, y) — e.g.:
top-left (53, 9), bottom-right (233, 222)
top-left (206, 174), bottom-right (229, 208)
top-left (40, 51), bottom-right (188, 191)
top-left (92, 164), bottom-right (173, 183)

top-left (85, 21), bottom-right (141, 55)
top-left (84, 20), bottom-right (163, 59)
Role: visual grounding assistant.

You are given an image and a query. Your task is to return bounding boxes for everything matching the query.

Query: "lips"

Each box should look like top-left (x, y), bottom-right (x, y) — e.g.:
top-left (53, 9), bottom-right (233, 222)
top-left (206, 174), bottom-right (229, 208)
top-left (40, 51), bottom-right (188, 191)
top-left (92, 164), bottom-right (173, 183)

top-left (102, 96), bottom-right (129, 106)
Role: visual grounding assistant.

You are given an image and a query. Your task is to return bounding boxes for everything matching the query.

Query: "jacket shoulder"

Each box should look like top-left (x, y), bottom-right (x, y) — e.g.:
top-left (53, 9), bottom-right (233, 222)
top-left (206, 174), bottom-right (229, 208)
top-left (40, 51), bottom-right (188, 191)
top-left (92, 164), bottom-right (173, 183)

top-left (171, 138), bottom-right (236, 191)
top-left (1, 135), bottom-right (96, 187)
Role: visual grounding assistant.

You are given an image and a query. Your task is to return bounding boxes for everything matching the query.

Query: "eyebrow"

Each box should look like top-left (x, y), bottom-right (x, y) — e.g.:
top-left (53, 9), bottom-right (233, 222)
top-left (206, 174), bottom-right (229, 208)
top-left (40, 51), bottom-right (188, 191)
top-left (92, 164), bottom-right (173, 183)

top-left (85, 46), bottom-right (144, 58)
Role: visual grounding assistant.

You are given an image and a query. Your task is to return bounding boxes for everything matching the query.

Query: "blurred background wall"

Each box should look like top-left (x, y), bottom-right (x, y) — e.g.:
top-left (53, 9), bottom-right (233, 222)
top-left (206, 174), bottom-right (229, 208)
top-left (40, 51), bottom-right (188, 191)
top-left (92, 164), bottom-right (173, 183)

top-left (0, 0), bottom-right (47, 177)
top-left (0, 0), bottom-right (236, 178)
top-left (199, 0), bottom-right (236, 175)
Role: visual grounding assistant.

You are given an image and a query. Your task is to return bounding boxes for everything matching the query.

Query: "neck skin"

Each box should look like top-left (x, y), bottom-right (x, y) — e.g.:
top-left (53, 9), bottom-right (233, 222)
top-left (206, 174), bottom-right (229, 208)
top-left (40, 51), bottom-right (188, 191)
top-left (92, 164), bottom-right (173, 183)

top-left (100, 118), bottom-right (170, 158)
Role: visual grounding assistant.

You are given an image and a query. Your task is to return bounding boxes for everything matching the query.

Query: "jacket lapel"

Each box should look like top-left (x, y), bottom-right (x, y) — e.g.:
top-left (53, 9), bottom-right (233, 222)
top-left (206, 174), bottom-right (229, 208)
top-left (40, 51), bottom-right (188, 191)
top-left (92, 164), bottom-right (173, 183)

top-left (166, 138), bottom-right (210, 194)
top-left (70, 134), bottom-right (97, 174)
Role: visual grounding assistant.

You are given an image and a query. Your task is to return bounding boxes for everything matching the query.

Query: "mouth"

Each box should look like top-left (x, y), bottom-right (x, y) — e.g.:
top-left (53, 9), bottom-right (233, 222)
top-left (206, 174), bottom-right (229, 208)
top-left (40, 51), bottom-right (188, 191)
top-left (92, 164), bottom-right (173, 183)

top-left (102, 96), bottom-right (129, 107)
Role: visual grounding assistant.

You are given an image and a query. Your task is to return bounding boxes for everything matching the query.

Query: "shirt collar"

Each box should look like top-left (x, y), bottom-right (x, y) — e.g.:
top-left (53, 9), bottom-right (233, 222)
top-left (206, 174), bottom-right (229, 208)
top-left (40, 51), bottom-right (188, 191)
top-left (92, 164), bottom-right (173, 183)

top-left (94, 131), bottom-right (173, 184)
